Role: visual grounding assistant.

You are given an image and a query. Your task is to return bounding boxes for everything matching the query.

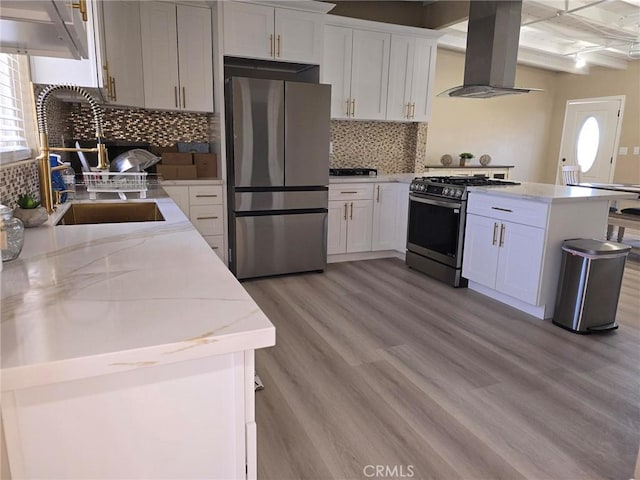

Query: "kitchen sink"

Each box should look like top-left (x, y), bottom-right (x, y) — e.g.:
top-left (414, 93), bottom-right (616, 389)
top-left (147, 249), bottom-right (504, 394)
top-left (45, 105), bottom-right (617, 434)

top-left (57, 202), bottom-right (165, 225)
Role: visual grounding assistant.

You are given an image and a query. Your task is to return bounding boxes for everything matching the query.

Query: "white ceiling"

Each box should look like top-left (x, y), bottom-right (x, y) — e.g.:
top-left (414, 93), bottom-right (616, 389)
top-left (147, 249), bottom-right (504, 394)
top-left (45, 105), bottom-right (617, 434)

top-left (437, 0), bottom-right (640, 74)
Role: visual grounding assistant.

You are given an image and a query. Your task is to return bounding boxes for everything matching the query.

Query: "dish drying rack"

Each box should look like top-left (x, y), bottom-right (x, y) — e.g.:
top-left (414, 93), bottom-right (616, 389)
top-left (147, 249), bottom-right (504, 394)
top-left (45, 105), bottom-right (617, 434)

top-left (83, 172), bottom-right (148, 200)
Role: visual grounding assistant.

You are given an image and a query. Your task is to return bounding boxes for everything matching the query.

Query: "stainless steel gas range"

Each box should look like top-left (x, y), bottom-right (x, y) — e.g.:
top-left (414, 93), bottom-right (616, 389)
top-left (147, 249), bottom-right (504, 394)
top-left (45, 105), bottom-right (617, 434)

top-left (406, 175), bottom-right (519, 287)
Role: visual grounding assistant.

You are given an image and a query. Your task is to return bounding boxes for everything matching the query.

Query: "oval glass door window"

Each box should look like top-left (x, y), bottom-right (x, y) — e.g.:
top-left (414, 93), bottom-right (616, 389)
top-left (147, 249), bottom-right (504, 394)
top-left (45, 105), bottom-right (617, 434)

top-left (576, 116), bottom-right (599, 172)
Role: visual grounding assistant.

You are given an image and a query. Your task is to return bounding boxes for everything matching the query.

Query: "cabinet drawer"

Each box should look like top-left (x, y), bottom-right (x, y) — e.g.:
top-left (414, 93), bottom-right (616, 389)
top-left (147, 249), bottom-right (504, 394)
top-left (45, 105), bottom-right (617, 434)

top-left (467, 192), bottom-right (548, 228)
top-left (190, 205), bottom-right (224, 236)
top-left (189, 185), bottom-right (223, 205)
top-left (329, 183), bottom-right (374, 201)
top-left (203, 235), bottom-right (224, 260)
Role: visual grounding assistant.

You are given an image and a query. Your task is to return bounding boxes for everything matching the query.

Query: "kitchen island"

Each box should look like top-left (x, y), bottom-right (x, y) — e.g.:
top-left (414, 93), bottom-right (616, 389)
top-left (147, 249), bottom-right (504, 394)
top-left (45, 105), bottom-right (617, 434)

top-left (463, 182), bottom-right (636, 319)
top-left (0, 188), bottom-right (275, 479)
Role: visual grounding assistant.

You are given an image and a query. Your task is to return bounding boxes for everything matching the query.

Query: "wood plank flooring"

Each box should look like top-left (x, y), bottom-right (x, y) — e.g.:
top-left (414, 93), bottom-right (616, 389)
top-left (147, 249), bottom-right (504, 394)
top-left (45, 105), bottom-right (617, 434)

top-left (244, 255), bottom-right (640, 480)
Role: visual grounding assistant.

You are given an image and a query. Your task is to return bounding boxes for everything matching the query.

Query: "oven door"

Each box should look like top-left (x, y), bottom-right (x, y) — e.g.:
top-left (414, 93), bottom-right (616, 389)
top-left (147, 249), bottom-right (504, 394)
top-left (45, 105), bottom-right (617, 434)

top-left (407, 193), bottom-right (466, 268)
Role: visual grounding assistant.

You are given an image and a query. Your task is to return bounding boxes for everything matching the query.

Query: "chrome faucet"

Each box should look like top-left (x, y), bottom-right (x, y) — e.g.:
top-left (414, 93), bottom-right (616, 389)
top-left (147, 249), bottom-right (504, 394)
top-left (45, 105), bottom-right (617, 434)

top-left (35, 84), bottom-right (109, 213)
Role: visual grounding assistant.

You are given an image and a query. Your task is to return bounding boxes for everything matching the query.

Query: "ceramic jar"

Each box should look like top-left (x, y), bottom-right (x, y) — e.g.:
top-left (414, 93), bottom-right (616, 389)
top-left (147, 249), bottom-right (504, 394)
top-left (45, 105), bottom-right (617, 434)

top-left (0, 204), bottom-right (25, 262)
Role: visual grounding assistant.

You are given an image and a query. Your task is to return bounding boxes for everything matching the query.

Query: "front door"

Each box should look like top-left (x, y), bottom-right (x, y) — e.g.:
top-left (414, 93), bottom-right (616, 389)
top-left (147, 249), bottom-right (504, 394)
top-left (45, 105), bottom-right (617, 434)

top-left (556, 96), bottom-right (625, 184)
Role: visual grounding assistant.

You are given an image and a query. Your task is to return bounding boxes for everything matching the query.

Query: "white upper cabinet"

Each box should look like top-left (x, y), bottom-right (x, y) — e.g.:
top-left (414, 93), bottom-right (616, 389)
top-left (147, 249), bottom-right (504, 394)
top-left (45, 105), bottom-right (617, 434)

top-left (141, 2), bottom-right (213, 112)
top-left (323, 24), bottom-right (390, 121)
top-left (1, 0), bottom-right (89, 59)
top-left (323, 25), bottom-right (353, 119)
top-left (386, 34), bottom-right (436, 122)
top-left (100, 1), bottom-right (144, 107)
top-left (30, 0), bottom-right (144, 108)
top-left (223, 2), bottom-right (325, 64)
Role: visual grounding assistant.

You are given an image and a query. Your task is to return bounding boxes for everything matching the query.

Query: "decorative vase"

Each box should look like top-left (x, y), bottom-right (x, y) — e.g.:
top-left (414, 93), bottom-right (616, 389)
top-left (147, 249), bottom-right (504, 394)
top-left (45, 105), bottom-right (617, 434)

top-left (0, 205), bottom-right (25, 262)
top-left (459, 157), bottom-right (466, 167)
top-left (13, 206), bottom-right (48, 228)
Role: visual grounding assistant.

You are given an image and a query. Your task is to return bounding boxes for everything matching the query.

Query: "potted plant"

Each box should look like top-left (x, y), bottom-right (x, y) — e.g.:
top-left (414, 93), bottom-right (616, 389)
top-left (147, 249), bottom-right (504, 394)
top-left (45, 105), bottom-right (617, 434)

top-left (459, 152), bottom-right (474, 166)
top-left (14, 194), bottom-right (48, 228)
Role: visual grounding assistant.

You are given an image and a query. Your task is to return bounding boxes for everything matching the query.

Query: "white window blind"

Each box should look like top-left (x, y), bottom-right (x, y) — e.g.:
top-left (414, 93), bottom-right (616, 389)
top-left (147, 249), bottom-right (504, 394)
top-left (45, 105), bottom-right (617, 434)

top-left (0, 53), bottom-right (32, 163)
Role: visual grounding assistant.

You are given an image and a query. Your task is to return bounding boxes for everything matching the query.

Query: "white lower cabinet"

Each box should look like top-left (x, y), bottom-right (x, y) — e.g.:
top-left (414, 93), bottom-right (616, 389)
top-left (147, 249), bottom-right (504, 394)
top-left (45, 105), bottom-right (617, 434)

top-left (328, 182), bottom-right (409, 257)
top-left (463, 214), bottom-right (544, 304)
top-left (372, 183), bottom-right (399, 250)
top-left (327, 200), bottom-right (373, 254)
top-left (163, 184), bottom-right (224, 261)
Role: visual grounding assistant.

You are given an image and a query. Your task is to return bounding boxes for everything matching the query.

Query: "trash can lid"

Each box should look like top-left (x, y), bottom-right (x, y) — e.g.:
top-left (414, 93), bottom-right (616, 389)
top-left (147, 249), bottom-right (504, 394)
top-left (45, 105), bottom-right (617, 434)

top-left (562, 238), bottom-right (632, 256)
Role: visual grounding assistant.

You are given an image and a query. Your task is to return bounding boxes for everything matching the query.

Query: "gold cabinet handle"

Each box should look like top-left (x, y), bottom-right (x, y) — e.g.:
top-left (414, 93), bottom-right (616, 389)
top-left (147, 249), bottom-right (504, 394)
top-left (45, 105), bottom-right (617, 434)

top-left (411, 102), bottom-right (416, 119)
top-left (499, 223), bottom-right (505, 247)
top-left (174, 86), bottom-right (179, 108)
top-left (345, 99), bottom-right (351, 116)
top-left (492, 222), bottom-right (498, 246)
top-left (340, 191), bottom-right (358, 194)
top-left (277, 34), bottom-right (281, 57)
top-left (350, 202), bottom-right (353, 220)
top-left (195, 194), bottom-right (218, 198)
top-left (351, 99), bottom-right (356, 117)
top-left (103, 63), bottom-right (112, 99)
top-left (196, 216), bottom-right (219, 220)
top-left (211, 246), bottom-right (219, 250)
top-left (182, 87), bottom-right (186, 109)
top-left (72, 0), bottom-right (88, 22)
top-left (111, 77), bottom-right (116, 102)
top-left (376, 185), bottom-right (380, 202)
top-left (343, 202), bottom-right (347, 221)
top-left (405, 103), bottom-right (411, 119)
top-left (269, 34), bottom-right (274, 57)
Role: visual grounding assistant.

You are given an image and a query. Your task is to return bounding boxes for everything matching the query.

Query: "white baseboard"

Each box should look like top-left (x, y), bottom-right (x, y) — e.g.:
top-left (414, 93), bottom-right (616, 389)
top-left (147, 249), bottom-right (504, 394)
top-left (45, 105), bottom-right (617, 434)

top-left (468, 281), bottom-right (551, 319)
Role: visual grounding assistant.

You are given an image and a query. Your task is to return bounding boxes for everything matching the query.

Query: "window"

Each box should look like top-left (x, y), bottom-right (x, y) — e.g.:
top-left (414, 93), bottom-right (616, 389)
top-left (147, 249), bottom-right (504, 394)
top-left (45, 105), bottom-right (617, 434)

top-left (576, 116), bottom-right (599, 173)
top-left (0, 53), bottom-right (36, 164)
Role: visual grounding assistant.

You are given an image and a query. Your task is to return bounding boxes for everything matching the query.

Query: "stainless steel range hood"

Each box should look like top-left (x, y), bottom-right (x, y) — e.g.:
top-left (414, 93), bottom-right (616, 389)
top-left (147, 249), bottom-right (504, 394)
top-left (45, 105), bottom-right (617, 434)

top-left (439, 0), bottom-right (542, 99)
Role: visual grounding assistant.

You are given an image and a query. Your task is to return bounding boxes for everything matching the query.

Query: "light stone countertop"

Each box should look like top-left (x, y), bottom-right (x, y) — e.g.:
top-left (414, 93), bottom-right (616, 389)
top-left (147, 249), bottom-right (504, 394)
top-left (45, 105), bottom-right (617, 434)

top-left (159, 178), bottom-right (223, 186)
top-left (329, 173), bottom-right (416, 184)
top-left (0, 186), bottom-right (275, 392)
top-left (467, 182), bottom-right (637, 203)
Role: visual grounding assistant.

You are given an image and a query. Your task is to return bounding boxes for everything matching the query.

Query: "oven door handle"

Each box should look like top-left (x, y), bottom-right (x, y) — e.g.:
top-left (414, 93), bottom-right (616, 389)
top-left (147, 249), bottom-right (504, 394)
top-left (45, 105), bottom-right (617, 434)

top-left (409, 194), bottom-right (462, 209)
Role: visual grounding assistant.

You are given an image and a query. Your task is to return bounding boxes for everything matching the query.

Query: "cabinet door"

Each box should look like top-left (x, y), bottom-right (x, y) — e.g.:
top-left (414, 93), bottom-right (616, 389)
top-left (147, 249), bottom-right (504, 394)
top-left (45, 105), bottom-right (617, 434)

top-left (327, 201), bottom-right (348, 255)
top-left (140, 1), bottom-right (179, 110)
top-left (163, 186), bottom-right (190, 217)
top-left (101, 1), bottom-right (144, 107)
top-left (395, 183), bottom-right (410, 252)
top-left (323, 25), bottom-right (353, 120)
top-left (372, 184), bottom-right (399, 251)
top-left (223, 2), bottom-right (274, 60)
top-left (462, 214), bottom-right (500, 288)
top-left (350, 29), bottom-right (390, 120)
top-left (346, 200), bottom-right (373, 253)
top-left (177, 4), bottom-right (214, 112)
top-left (386, 35), bottom-right (414, 122)
top-left (52, 0), bottom-right (89, 58)
top-left (274, 9), bottom-right (323, 64)
top-left (410, 37), bottom-right (436, 122)
top-left (495, 222), bottom-right (545, 304)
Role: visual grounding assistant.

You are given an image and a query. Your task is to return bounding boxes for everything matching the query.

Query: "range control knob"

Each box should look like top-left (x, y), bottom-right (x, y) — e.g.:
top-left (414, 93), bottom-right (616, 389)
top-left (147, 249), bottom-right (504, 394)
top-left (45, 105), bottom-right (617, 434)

top-left (455, 189), bottom-right (462, 198)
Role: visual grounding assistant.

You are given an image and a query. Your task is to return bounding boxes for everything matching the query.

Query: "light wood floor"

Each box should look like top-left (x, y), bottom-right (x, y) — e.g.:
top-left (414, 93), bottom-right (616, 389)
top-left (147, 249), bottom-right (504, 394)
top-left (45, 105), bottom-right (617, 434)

top-left (244, 254), bottom-right (640, 480)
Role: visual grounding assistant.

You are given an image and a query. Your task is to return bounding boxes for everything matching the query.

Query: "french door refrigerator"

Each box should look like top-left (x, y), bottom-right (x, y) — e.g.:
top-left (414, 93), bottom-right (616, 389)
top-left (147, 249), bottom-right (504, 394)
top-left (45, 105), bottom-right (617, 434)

top-left (226, 77), bottom-right (331, 279)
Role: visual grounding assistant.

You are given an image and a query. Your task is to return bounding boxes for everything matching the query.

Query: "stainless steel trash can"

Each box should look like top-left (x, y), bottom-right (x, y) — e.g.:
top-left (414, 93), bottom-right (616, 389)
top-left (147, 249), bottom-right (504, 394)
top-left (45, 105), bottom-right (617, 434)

top-left (553, 239), bottom-right (631, 333)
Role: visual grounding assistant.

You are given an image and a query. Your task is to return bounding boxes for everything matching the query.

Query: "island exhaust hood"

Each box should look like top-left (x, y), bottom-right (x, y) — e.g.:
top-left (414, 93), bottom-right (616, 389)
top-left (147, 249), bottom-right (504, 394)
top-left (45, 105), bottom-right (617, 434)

top-left (439, 0), bottom-right (542, 99)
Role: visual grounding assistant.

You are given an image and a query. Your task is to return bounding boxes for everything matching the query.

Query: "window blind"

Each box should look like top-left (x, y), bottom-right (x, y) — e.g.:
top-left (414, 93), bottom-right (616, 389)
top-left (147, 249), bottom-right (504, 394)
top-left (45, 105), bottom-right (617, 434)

top-left (0, 53), bottom-right (31, 163)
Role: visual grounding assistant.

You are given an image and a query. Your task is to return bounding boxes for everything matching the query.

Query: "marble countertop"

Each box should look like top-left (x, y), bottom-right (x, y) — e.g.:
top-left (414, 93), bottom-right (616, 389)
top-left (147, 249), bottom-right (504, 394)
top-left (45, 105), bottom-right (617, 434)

top-left (0, 186), bottom-right (275, 392)
top-left (159, 178), bottom-right (223, 186)
top-left (423, 165), bottom-right (515, 169)
top-left (467, 182), bottom-right (637, 203)
top-left (329, 173), bottom-right (415, 184)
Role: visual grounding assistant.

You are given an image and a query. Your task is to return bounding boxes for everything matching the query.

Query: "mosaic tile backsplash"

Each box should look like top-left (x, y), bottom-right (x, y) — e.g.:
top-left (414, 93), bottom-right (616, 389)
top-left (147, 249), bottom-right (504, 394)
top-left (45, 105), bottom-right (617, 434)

top-left (330, 121), bottom-right (428, 175)
top-left (69, 103), bottom-right (214, 146)
top-left (0, 161), bottom-right (40, 207)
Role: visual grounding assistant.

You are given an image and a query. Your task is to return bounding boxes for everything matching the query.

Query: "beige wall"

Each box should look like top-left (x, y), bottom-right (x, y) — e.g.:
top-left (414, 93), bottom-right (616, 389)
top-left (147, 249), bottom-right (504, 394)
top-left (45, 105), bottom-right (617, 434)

top-left (544, 62), bottom-right (640, 184)
top-left (426, 49), bottom-right (559, 182)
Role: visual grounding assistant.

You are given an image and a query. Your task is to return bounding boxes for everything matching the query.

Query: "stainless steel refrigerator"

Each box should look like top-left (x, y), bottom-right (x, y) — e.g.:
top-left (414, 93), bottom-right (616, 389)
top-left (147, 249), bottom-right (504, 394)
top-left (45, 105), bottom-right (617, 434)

top-left (226, 77), bottom-right (331, 279)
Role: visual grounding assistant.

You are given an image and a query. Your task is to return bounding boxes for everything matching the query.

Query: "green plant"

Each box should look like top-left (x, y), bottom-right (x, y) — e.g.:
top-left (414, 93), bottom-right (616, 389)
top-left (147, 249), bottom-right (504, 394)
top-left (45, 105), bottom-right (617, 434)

top-left (16, 194), bottom-right (41, 209)
top-left (459, 152), bottom-right (474, 159)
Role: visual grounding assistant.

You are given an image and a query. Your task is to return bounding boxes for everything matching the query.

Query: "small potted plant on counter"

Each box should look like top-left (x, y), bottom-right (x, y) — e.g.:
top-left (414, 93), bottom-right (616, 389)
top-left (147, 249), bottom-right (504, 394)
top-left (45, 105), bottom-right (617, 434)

top-left (459, 152), bottom-right (474, 166)
top-left (14, 194), bottom-right (48, 228)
